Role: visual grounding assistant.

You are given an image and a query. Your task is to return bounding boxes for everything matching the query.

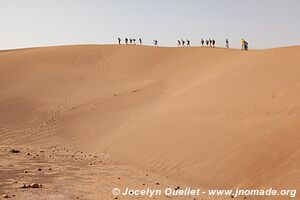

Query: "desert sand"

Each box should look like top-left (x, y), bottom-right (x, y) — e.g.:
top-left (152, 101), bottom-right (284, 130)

top-left (0, 45), bottom-right (299, 199)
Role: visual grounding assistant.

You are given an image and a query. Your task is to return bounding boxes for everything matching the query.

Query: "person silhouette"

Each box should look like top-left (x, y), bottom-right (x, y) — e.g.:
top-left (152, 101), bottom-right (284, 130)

top-left (187, 39), bottom-right (190, 47)
top-left (178, 40), bottom-right (181, 47)
top-left (241, 38), bottom-right (245, 50)
top-left (244, 40), bottom-right (249, 50)
top-left (129, 39), bottom-right (132, 45)
top-left (133, 39), bottom-right (136, 45)
top-left (182, 39), bottom-right (185, 47)
top-left (139, 38), bottom-right (142, 45)
top-left (206, 39), bottom-right (209, 46)
top-left (125, 38), bottom-right (128, 45)
top-left (154, 40), bottom-right (158, 47)
top-left (201, 38), bottom-right (204, 46)
top-left (226, 38), bottom-right (229, 48)
top-left (118, 37), bottom-right (121, 45)
top-left (212, 39), bottom-right (215, 48)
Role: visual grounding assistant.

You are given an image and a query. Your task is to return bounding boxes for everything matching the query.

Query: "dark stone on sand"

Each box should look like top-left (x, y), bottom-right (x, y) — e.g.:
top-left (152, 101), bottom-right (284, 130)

top-left (30, 183), bottom-right (40, 188)
top-left (10, 149), bottom-right (20, 153)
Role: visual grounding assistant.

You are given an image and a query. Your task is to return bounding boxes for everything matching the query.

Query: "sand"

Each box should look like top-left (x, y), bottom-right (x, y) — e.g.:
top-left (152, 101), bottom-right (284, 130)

top-left (0, 45), bottom-right (299, 199)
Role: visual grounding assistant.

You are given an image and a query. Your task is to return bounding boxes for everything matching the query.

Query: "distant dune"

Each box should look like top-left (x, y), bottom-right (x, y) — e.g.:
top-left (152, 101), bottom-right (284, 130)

top-left (1, 45), bottom-right (299, 192)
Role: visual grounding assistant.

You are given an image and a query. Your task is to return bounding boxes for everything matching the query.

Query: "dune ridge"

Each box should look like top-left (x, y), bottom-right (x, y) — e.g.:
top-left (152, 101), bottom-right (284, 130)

top-left (1, 45), bottom-right (299, 192)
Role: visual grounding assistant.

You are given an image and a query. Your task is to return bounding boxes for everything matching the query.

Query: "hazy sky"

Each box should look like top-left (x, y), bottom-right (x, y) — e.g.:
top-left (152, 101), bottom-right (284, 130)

top-left (0, 0), bottom-right (299, 50)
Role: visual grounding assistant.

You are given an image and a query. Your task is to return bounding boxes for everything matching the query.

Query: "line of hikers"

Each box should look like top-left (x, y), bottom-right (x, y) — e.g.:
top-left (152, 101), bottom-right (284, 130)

top-left (118, 37), bottom-right (143, 45)
top-left (118, 37), bottom-right (248, 50)
top-left (118, 37), bottom-right (159, 47)
top-left (202, 39), bottom-right (216, 47)
top-left (177, 39), bottom-right (191, 47)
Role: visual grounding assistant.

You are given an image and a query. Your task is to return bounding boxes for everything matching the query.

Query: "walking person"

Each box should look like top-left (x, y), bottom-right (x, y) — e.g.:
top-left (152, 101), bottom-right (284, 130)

top-left (244, 40), bottom-right (249, 50)
top-left (187, 39), bottom-right (190, 47)
top-left (182, 39), bottom-right (185, 47)
top-left (226, 38), bottom-right (229, 48)
top-left (212, 39), bottom-right (215, 48)
top-left (241, 38), bottom-right (245, 50)
top-left (129, 39), bottom-right (132, 45)
top-left (118, 37), bottom-right (121, 45)
top-left (133, 39), bottom-right (136, 45)
top-left (154, 40), bottom-right (158, 47)
top-left (201, 38), bottom-right (204, 46)
top-left (206, 39), bottom-right (209, 46)
top-left (139, 38), bottom-right (142, 45)
top-left (125, 38), bottom-right (128, 45)
top-left (209, 39), bottom-right (212, 47)
top-left (178, 40), bottom-right (181, 47)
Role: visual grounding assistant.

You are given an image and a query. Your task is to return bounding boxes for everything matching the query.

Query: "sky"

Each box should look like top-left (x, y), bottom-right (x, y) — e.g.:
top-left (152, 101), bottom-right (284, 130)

top-left (0, 0), bottom-right (299, 50)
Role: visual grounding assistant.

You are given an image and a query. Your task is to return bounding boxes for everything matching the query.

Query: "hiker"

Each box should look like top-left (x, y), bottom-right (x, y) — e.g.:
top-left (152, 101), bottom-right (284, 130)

top-left (125, 38), bottom-right (128, 45)
top-left (226, 38), bottom-right (229, 48)
top-left (212, 39), bottom-right (215, 48)
top-left (209, 39), bottom-right (212, 47)
top-left (244, 40), bottom-right (249, 50)
top-left (201, 38), bottom-right (204, 46)
top-left (241, 38), bottom-right (245, 50)
top-left (187, 39), bottom-right (190, 47)
top-left (154, 40), bottom-right (158, 47)
top-left (178, 40), bottom-right (181, 47)
top-left (139, 38), bottom-right (142, 45)
top-left (118, 37), bottom-right (121, 45)
top-left (182, 39), bottom-right (185, 47)
top-left (206, 39), bottom-right (209, 46)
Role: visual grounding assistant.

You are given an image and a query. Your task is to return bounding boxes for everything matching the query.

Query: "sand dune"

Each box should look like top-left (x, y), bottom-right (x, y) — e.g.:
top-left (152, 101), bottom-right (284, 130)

top-left (1, 45), bottom-right (300, 198)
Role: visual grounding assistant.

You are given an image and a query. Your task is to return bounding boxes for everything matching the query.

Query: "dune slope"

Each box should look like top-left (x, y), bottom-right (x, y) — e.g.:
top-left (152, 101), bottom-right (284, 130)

top-left (0, 45), bottom-right (299, 191)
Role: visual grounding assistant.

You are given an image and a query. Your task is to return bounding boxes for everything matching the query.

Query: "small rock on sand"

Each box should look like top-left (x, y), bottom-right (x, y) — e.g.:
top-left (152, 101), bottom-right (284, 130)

top-left (2, 194), bottom-right (9, 198)
top-left (10, 149), bottom-right (20, 153)
top-left (30, 183), bottom-right (40, 188)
